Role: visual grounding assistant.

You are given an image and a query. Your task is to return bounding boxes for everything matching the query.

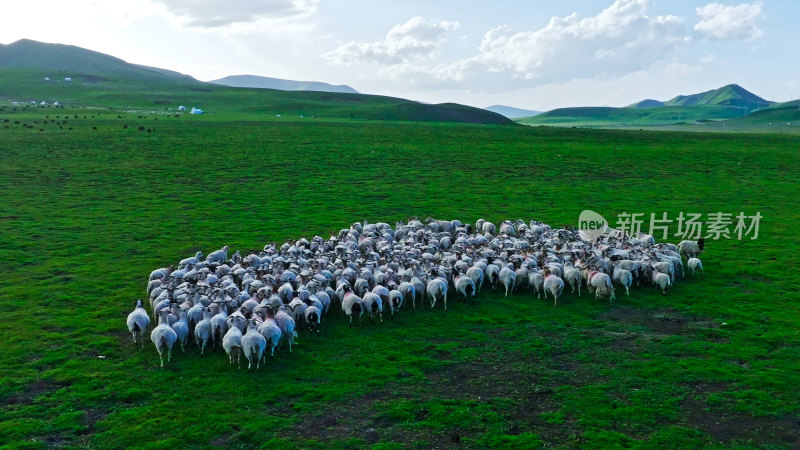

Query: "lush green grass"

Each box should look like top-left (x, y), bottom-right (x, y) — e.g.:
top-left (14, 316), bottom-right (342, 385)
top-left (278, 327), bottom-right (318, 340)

top-left (1, 107), bottom-right (799, 448)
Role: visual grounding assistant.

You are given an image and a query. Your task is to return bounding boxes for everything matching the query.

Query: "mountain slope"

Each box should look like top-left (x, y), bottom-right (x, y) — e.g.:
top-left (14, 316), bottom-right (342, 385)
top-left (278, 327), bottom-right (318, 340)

top-left (627, 99), bottom-right (665, 109)
top-left (0, 39), bottom-right (198, 84)
top-left (521, 84), bottom-right (773, 127)
top-left (484, 105), bottom-right (541, 119)
top-left (0, 39), bottom-right (513, 125)
top-left (663, 84), bottom-right (771, 110)
top-left (518, 105), bottom-right (744, 126)
top-left (210, 74), bottom-right (358, 94)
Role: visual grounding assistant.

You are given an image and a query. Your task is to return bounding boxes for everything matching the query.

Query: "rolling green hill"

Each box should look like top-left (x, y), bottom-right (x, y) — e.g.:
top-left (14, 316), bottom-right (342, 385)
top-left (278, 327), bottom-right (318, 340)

top-left (627, 99), bottom-right (666, 109)
top-left (0, 39), bottom-right (198, 84)
top-left (0, 40), bottom-right (512, 125)
top-left (519, 84), bottom-right (775, 128)
top-left (517, 105), bottom-right (744, 127)
top-left (663, 84), bottom-right (772, 111)
top-left (210, 74), bottom-right (359, 94)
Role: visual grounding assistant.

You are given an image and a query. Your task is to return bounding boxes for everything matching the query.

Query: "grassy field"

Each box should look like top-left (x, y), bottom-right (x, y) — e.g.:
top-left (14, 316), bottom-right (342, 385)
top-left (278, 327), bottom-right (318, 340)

top-left (0, 68), bottom-right (511, 125)
top-left (1, 107), bottom-right (799, 448)
top-left (517, 105), bottom-right (746, 127)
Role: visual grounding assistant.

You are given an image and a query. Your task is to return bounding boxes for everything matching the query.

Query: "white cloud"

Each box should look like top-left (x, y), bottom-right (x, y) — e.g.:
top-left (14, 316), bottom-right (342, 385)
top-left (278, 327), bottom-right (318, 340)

top-left (322, 16), bottom-right (459, 65)
top-left (694, 2), bottom-right (763, 40)
top-left (367, 0), bottom-right (690, 91)
top-left (461, 0), bottom-right (688, 83)
top-left (328, 0), bottom-right (691, 91)
top-left (152, 0), bottom-right (318, 28)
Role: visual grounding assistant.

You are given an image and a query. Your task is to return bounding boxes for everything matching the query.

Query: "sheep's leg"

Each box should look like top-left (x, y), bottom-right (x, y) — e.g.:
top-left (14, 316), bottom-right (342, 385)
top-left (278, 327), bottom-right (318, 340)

top-left (159, 351), bottom-right (165, 368)
top-left (553, 293), bottom-right (558, 308)
top-left (625, 285), bottom-right (630, 296)
top-left (443, 293), bottom-right (447, 311)
top-left (168, 347), bottom-right (172, 363)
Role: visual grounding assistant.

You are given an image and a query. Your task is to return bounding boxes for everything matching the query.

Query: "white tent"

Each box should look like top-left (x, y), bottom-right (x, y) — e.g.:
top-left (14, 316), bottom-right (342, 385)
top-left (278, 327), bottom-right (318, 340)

top-left (177, 105), bottom-right (186, 111)
top-left (190, 107), bottom-right (204, 115)
top-left (64, 77), bottom-right (72, 82)
top-left (44, 77), bottom-right (50, 81)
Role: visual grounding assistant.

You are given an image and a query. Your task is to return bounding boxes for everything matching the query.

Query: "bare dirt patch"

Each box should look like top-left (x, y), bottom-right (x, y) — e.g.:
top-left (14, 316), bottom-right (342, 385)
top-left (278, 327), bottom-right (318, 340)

top-left (1, 380), bottom-right (64, 406)
top-left (682, 396), bottom-right (800, 444)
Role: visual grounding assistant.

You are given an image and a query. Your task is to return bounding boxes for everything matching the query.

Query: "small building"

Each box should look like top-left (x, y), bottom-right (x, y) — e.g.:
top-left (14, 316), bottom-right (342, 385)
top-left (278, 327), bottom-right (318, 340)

top-left (44, 77), bottom-right (50, 81)
top-left (53, 101), bottom-right (60, 107)
top-left (177, 105), bottom-right (186, 111)
top-left (40, 101), bottom-right (47, 106)
top-left (64, 77), bottom-right (72, 82)
top-left (190, 107), bottom-right (204, 115)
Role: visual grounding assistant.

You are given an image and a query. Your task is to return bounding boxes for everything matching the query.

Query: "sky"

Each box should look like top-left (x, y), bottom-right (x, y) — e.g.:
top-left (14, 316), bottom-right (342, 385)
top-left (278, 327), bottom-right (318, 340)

top-left (2, 0), bottom-right (798, 110)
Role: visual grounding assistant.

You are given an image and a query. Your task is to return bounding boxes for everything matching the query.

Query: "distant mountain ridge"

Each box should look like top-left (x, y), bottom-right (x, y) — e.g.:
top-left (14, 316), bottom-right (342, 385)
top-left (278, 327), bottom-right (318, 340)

top-left (0, 38), bottom-right (513, 126)
top-left (0, 39), bottom-right (198, 83)
top-left (521, 84), bottom-right (774, 127)
top-left (627, 84), bottom-right (772, 111)
top-left (484, 105), bottom-right (541, 119)
top-left (210, 74), bottom-right (358, 94)
top-left (627, 99), bottom-right (666, 109)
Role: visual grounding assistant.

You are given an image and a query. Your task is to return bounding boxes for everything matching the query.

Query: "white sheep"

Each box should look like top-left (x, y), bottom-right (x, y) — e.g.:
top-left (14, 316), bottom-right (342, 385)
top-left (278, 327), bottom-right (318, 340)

top-left (205, 245), bottom-right (229, 264)
top-left (498, 265), bottom-right (516, 297)
top-left (171, 309), bottom-right (189, 352)
top-left (388, 290), bottom-right (404, 316)
top-left (687, 257), bottom-right (704, 279)
top-left (304, 305), bottom-right (322, 335)
top-left (466, 266), bottom-right (484, 293)
top-left (398, 281), bottom-right (416, 310)
top-left (126, 299), bottom-right (150, 347)
top-left (274, 308), bottom-right (297, 352)
top-left (209, 302), bottom-right (229, 349)
top-left (651, 268), bottom-right (672, 295)
top-left (257, 310), bottom-right (282, 357)
top-left (426, 277), bottom-right (448, 311)
top-left (179, 251), bottom-right (203, 269)
top-left (453, 274), bottom-right (476, 305)
top-left (361, 292), bottom-right (383, 324)
top-left (241, 319), bottom-right (267, 370)
top-left (543, 271), bottom-right (565, 307)
top-left (194, 307), bottom-right (213, 355)
top-left (484, 263), bottom-right (500, 291)
top-left (612, 268), bottom-right (633, 296)
top-left (150, 309), bottom-right (177, 368)
top-left (678, 239), bottom-right (705, 259)
top-left (342, 290), bottom-right (363, 328)
top-left (563, 264), bottom-right (582, 296)
top-left (587, 270), bottom-right (616, 303)
top-left (222, 324), bottom-right (243, 368)
top-left (288, 298), bottom-right (307, 328)
top-left (527, 270), bottom-right (544, 298)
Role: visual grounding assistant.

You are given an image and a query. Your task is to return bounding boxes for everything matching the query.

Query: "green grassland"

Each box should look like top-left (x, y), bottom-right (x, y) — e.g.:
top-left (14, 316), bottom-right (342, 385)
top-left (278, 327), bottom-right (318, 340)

top-left (517, 105), bottom-right (746, 127)
top-left (1, 106), bottom-right (799, 448)
top-left (0, 68), bottom-right (511, 125)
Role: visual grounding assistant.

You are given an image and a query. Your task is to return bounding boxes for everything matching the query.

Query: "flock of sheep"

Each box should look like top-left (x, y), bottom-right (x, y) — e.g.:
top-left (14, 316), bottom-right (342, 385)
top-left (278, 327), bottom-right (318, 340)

top-left (127, 218), bottom-right (705, 369)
